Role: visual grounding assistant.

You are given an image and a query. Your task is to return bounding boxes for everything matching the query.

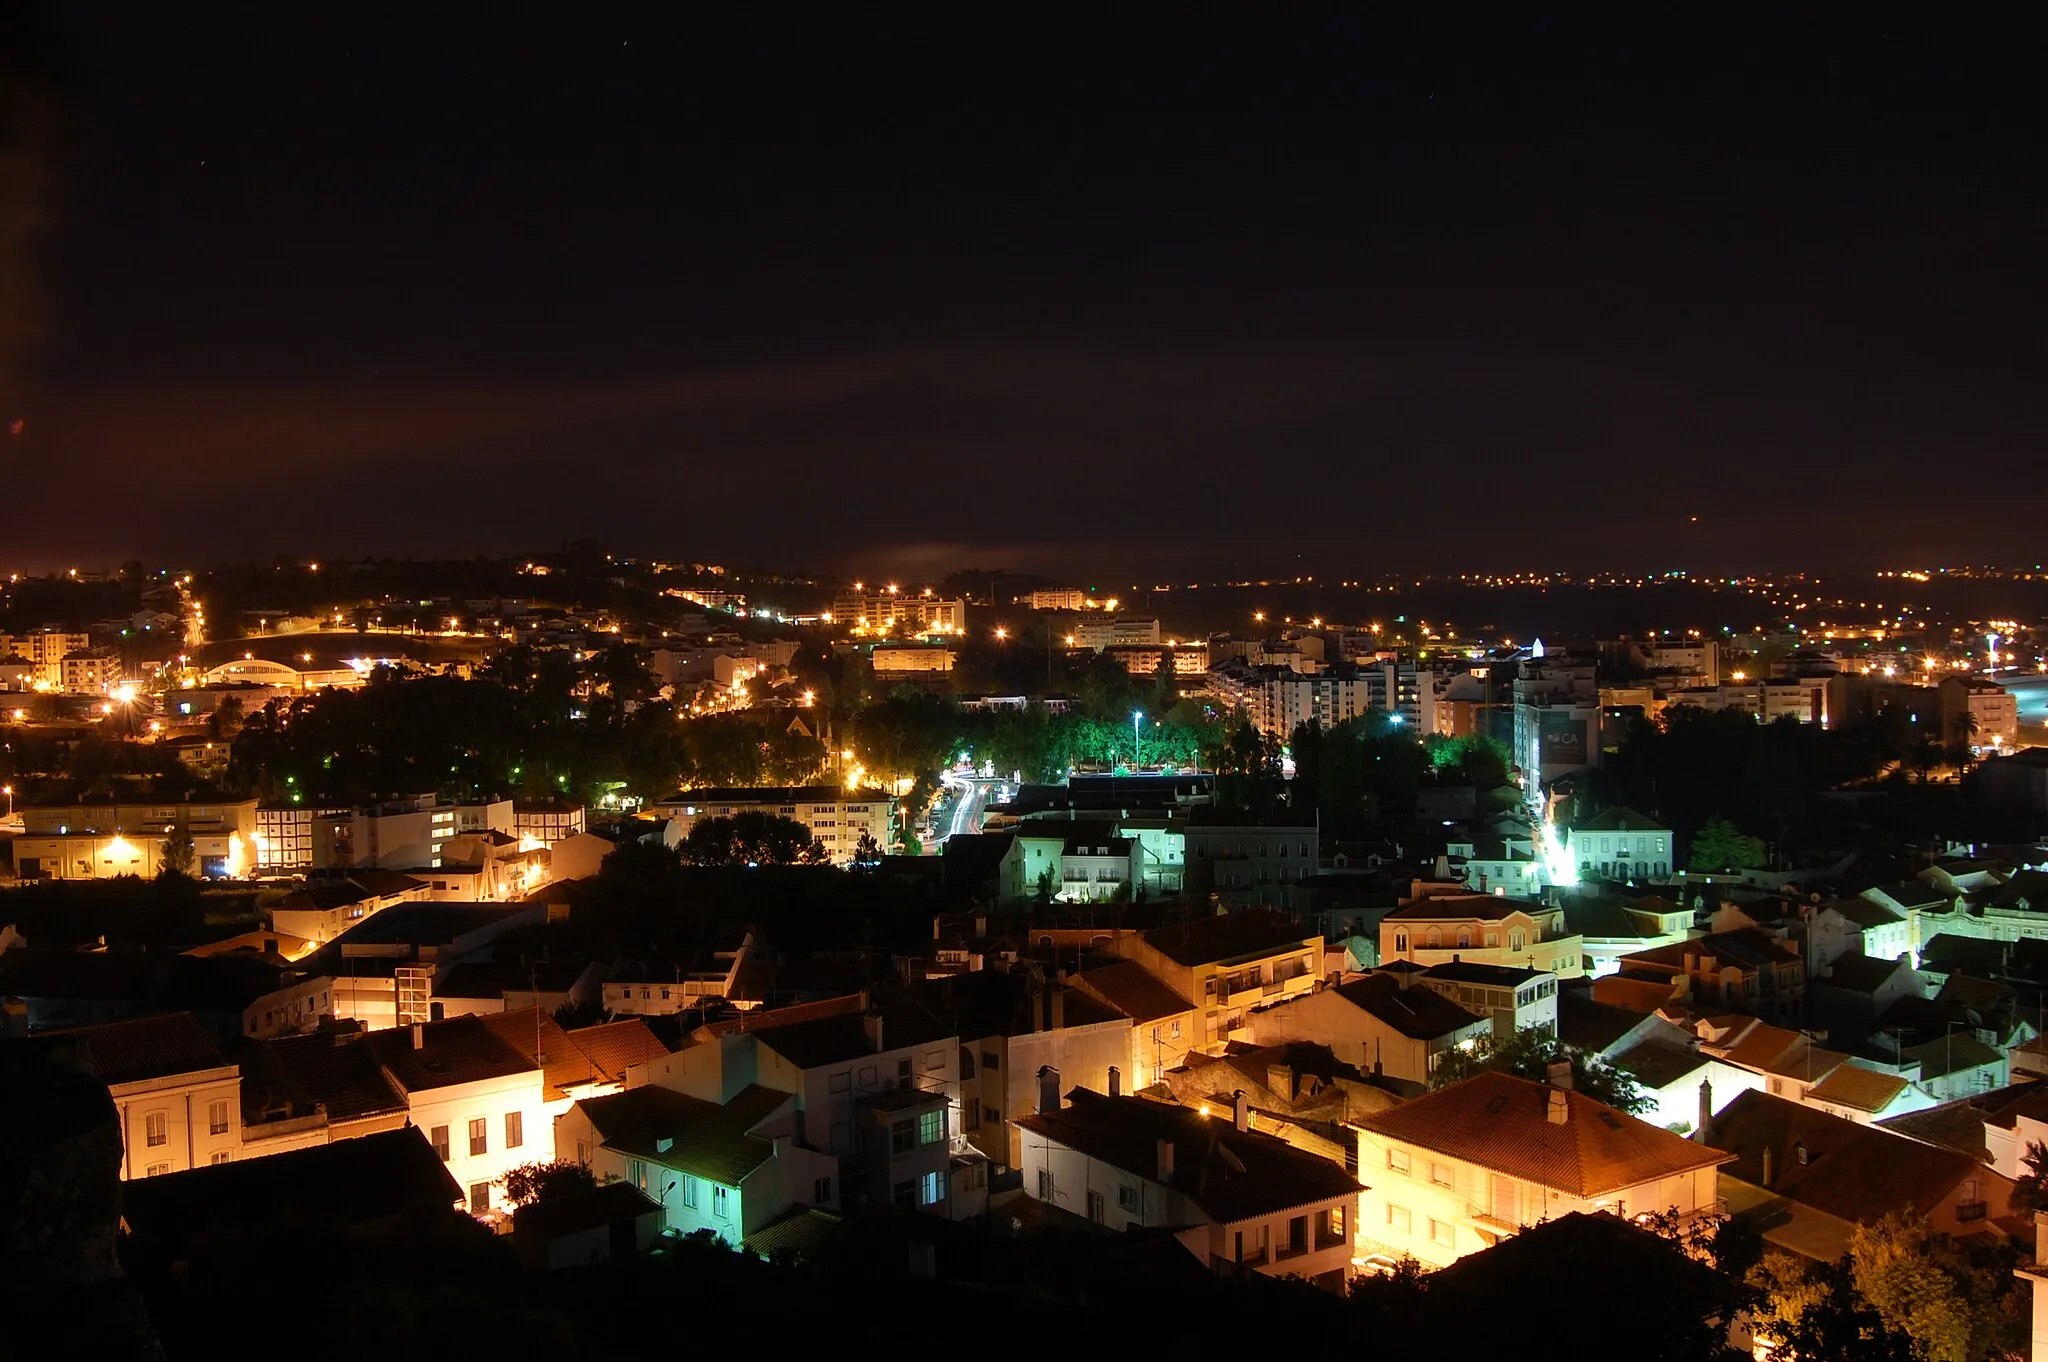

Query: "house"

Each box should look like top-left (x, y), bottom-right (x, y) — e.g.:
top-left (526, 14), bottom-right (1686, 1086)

top-left (1157, 1040), bottom-right (1410, 1128)
top-left (653, 785), bottom-right (895, 866)
top-left (1807, 897), bottom-right (1912, 974)
top-left (1561, 893), bottom-right (1696, 978)
top-left (1800, 1063), bottom-right (1937, 1125)
top-left (1115, 909), bottom-right (1324, 1051)
top-left (1445, 836), bottom-right (1543, 898)
top-left (603, 927), bottom-right (755, 1014)
top-left (51, 1013), bottom-right (241, 1178)
top-left (1413, 960), bottom-right (1558, 1040)
top-left (1809, 951), bottom-right (1923, 1045)
top-left (241, 1012), bottom-right (550, 1216)
top-left (11, 796), bottom-right (260, 881)
top-left (1380, 894), bottom-right (1586, 979)
top-left (1015, 1087), bottom-right (1362, 1290)
top-left (637, 996), bottom-right (984, 1220)
top-left (305, 902), bottom-right (542, 1028)
top-left (1056, 832), bottom-right (1142, 903)
top-left (0, 948), bottom-right (333, 1044)
top-left (564, 1018), bottom-right (671, 1087)
top-left (1614, 929), bottom-right (1805, 1023)
top-left (1180, 812), bottom-right (1320, 909)
top-left (268, 872), bottom-right (432, 946)
top-left (512, 1182), bottom-right (663, 1269)
top-left (1706, 1089), bottom-right (2013, 1262)
top-left (935, 970), bottom-right (1132, 1172)
top-left (1071, 958), bottom-right (1200, 1089)
top-left (1351, 1066), bottom-right (1732, 1268)
top-left (1565, 807), bottom-right (1674, 881)
top-left (428, 957), bottom-right (603, 1017)
top-left (558, 1083), bottom-right (838, 1248)
top-left (1696, 1016), bottom-right (1852, 1105)
top-left (1245, 973), bottom-right (1490, 1086)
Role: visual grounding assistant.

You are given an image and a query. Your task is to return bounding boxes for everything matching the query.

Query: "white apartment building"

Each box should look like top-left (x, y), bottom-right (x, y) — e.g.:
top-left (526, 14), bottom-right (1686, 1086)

top-left (656, 785), bottom-right (895, 865)
top-left (312, 795), bottom-right (515, 871)
top-left (1075, 616), bottom-right (1163, 650)
top-left (12, 798), bottom-right (261, 881)
top-left (1941, 675), bottom-right (2020, 748)
top-left (1025, 588), bottom-right (1088, 611)
top-left (59, 1013), bottom-right (243, 1178)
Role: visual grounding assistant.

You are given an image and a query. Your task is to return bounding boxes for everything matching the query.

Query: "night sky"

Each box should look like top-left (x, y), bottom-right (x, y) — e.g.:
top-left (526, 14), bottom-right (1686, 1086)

top-left (4, 12), bottom-right (2043, 579)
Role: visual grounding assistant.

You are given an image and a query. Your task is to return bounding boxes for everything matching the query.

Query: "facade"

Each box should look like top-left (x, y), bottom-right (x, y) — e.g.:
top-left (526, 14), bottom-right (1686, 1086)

top-left (313, 795), bottom-right (516, 872)
top-left (1616, 930), bottom-right (1806, 1023)
top-left (12, 797), bottom-right (260, 881)
top-left (1025, 587), bottom-right (1088, 611)
top-left (1939, 674), bottom-right (2020, 749)
top-left (1512, 659), bottom-right (1601, 784)
top-left (831, 586), bottom-right (966, 637)
top-left (1058, 832), bottom-right (1142, 903)
top-left (941, 972), bottom-right (1134, 1170)
top-left (60, 650), bottom-right (124, 695)
top-left (1016, 1088), bottom-right (1362, 1290)
top-left (1116, 911), bottom-right (1325, 1054)
top-left (1566, 808), bottom-right (1674, 881)
top-left (513, 800), bottom-right (587, 847)
top-left (1182, 815), bottom-right (1319, 909)
top-left (1808, 898), bottom-right (1912, 973)
top-left (1105, 642), bottom-right (1211, 678)
top-left (0, 629), bottom-right (90, 688)
top-left (1414, 961), bottom-right (1559, 1040)
top-left (1354, 1069), bottom-right (1732, 1269)
top-left (1071, 959), bottom-right (1200, 1089)
top-left (1245, 975), bottom-right (1490, 1085)
top-left (1074, 615), bottom-right (1162, 650)
top-left (1380, 895), bottom-right (1586, 979)
top-left (657, 786), bottom-right (895, 866)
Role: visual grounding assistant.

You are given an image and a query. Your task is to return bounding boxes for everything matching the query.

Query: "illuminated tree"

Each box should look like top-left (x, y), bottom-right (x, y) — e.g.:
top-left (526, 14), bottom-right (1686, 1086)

top-left (1687, 817), bottom-right (1766, 873)
top-left (497, 1159), bottom-right (596, 1207)
top-left (1427, 1027), bottom-right (1652, 1114)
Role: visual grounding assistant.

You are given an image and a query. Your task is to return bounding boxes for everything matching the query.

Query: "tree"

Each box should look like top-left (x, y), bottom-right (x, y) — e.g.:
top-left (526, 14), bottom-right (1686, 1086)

top-left (1687, 816), bottom-right (1767, 873)
top-left (1427, 1026), bottom-right (1653, 1114)
top-left (851, 831), bottom-right (882, 868)
top-left (157, 823), bottom-right (195, 878)
top-left (1748, 1248), bottom-right (1912, 1361)
top-left (1848, 1211), bottom-right (2023, 1362)
top-left (679, 811), bottom-right (829, 866)
top-left (497, 1159), bottom-right (596, 1207)
top-left (2013, 1141), bottom-right (2048, 1214)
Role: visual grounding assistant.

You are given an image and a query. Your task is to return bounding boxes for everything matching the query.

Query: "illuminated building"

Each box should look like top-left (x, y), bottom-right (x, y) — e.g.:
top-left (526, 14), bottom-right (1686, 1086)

top-left (1512, 659), bottom-right (1601, 785)
top-left (1939, 674), bottom-right (2020, 748)
top-left (830, 585), bottom-right (966, 636)
top-left (513, 799), bottom-right (586, 847)
top-left (1381, 894), bottom-right (1587, 979)
top-left (0, 630), bottom-right (90, 689)
top-left (10, 797), bottom-right (260, 880)
top-left (1073, 615), bottom-right (1160, 650)
top-left (1244, 973), bottom-right (1489, 1086)
top-left (310, 795), bottom-right (516, 872)
top-left (654, 786), bottom-right (895, 865)
top-left (59, 649), bottom-right (124, 696)
top-left (1024, 587), bottom-right (1089, 610)
top-left (49, 1013), bottom-right (242, 1179)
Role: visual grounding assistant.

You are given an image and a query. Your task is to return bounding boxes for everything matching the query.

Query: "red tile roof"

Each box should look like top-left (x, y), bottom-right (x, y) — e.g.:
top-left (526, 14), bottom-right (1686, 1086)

top-left (1354, 1071), bottom-right (1732, 1197)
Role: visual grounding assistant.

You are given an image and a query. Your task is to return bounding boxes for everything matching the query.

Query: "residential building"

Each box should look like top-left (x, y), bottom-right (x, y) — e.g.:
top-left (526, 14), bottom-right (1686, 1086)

top-left (1182, 812), bottom-right (1319, 909)
top-left (1807, 898), bottom-right (1912, 973)
top-left (0, 948), bottom-right (331, 1044)
top-left (1380, 894), bottom-right (1586, 979)
top-left (1106, 643), bottom-right (1210, 677)
top-left (1940, 674), bottom-right (2020, 749)
top-left (656, 785), bottom-right (895, 866)
top-left (0, 629), bottom-right (90, 688)
top-left (60, 650), bottom-right (123, 695)
top-left (1245, 973), bottom-right (1489, 1086)
top-left (1025, 587), bottom-right (1088, 611)
top-left (1800, 1063), bottom-right (1938, 1125)
top-left (1562, 893), bottom-right (1696, 978)
top-left (603, 927), bottom-right (755, 1014)
top-left (11, 797), bottom-right (260, 881)
top-left (1353, 1067), bottom-right (1731, 1268)
top-left (1693, 1016), bottom-right (1853, 1106)
top-left (831, 586), bottom-right (966, 637)
top-left (937, 971), bottom-right (1133, 1171)
top-left (268, 870), bottom-right (430, 945)
top-left (1566, 808), bottom-right (1674, 881)
top-left (1116, 910), bottom-right (1325, 1052)
top-left (1446, 835), bottom-right (1542, 897)
top-left (253, 803), bottom-right (350, 871)
top-left (1071, 959), bottom-right (1200, 1089)
top-left (1058, 831), bottom-right (1141, 903)
top-left (1613, 929), bottom-right (1805, 1023)
top-left (558, 1083), bottom-right (839, 1247)
top-left (1512, 659), bottom-right (1602, 784)
top-left (1074, 616), bottom-right (1161, 650)
top-left (1810, 952), bottom-right (1922, 1045)
top-left (513, 1183), bottom-right (664, 1269)
top-left (1016, 1087), bottom-right (1362, 1290)
top-left (311, 794), bottom-right (515, 872)
top-left (1706, 1089), bottom-right (2012, 1262)
top-left (53, 1013), bottom-right (242, 1179)
top-left (513, 799), bottom-right (587, 847)
top-left (305, 902), bottom-right (542, 1028)
top-left (1414, 961), bottom-right (1558, 1040)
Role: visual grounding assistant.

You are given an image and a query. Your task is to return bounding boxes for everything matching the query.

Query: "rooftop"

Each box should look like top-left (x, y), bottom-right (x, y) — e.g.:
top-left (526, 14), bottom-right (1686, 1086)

top-left (1015, 1088), bottom-right (1362, 1223)
top-left (1353, 1070), bottom-right (1732, 1198)
top-left (49, 1012), bottom-right (231, 1087)
top-left (1421, 960), bottom-right (1547, 988)
top-left (1572, 807), bottom-right (1669, 834)
top-left (1817, 897), bottom-right (1907, 932)
top-left (1612, 1041), bottom-right (1708, 1092)
top-left (574, 1083), bottom-right (791, 1186)
top-left (748, 999), bottom-right (955, 1070)
top-left (1817, 952), bottom-right (1914, 994)
top-left (1333, 974), bottom-right (1488, 1040)
top-left (1803, 1064), bottom-right (1913, 1115)
top-left (1139, 910), bottom-right (1317, 967)
top-left (1072, 960), bottom-right (1195, 1023)
top-left (565, 1019), bottom-right (671, 1082)
top-left (1706, 1089), bottom-right (1981, 1222)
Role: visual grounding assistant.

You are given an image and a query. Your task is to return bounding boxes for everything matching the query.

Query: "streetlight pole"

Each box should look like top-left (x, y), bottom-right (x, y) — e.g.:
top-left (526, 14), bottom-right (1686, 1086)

top-left (1132, 711), bottom-right (1143, 772)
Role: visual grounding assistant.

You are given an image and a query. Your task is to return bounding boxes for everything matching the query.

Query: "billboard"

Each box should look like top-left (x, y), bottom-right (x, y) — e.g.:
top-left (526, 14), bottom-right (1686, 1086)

top-left (1537, 709), bottom-right (1590, 767)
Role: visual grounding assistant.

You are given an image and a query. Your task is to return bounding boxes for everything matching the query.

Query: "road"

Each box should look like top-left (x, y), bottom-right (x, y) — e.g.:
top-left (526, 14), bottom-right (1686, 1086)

top-left (939, 772), bottom-right (1000, 841)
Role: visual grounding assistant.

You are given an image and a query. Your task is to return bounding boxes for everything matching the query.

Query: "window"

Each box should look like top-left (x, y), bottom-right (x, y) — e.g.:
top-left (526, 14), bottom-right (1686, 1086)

top-left (681, 1176), bottom-right (698, 1208)
top-left (1387, 1149), bottom-right (1410, 1174)
top-left (712, 1186), bottom-right (730, 1219)
top-left (1038, 1169), bottom-right (1056, 1201)
top-left (145, 1112), bottom-right (168, 1147)
top-left (921, 1170), bottom-right (948, 1207)
top-left (431, 1125), bottom-right (451, 1161)
top-left (505, 1111), bottom-right (524, 1149)
top-left (1429, 1161), bottom-right (1453, 1188)
top-left (897, 1058), bottom-right (913, 1088)
top-left (813, 1176), bottom-right (833, 1204)
top-left (1285, 1215), bottom-right (1308, 1256)
top-left (210, 1151), bottom-right (233, 1166)
top-left (208, 1100), bottom-right (230, 1136)
top-left (145, 1163), bottom-right (171, 1177)
top-left (1429, 1219), bottom-right (1455, 1248)
top-left (983, 1102), bottom-right (1002, 1127)
top-left (894, 1180), bottom-right (916, 1209)
top-left (981, 1050), bottom-right (999, 1072)
top-left (960, 1047), bottom-right (975, 1079)
top-left (1087, 1189), bottom-right (1105, 1222)
top-left (919, 1108), bottom-right (946, 1146)
top-left (469, 1117), bottom-right (488, 1157)
top-left (470, 1183), bottom-right (491, 1215)
top-left (1118, 1183), bottom-right (1139, 1212)
top-left (1387, 1204), bottom-right (1411, 1233)
top-left (892, 1121), bottom-right (916, 1155)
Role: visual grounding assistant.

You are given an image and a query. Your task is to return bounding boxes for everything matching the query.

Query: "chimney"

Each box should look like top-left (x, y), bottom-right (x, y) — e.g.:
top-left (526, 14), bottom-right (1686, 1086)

top-left (411, 1022), bottom-right (424, 1051)
top-left (1696, 1076), bottom-right (1713, 1141)
top-left (1545, 1060), bottom-right (1573, 1092)
top-left (1547, 1088), bottom-right (1569, 1124)
top-left (1761, 1144), bottom-right (1774, 1188)
top-left (1233, 1089), bottom-right (1250, 1133)
top-left (1036, 1065), bottom-right (1060, 1114)
top-left (1267, 1064), bottom-right (1295, 1102)
top-left (655, 1130), bottom-right (674, 1154)
top-left (1108, 1065), bottom-right (1122, 1098)
top-left (1156, 1138), bottom-right (1176, 1182)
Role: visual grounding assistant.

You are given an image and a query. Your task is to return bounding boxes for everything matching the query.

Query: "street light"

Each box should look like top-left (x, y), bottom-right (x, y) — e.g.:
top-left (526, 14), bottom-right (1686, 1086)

top-left (1, 785), bottom-right (11, 816)
top-left (1132, 710), bottom-right (1144, 770)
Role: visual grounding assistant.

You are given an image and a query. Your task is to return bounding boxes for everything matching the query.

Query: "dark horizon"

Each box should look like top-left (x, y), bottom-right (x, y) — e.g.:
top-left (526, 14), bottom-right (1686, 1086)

top-left (3, 12), bottom-right (2042, 579)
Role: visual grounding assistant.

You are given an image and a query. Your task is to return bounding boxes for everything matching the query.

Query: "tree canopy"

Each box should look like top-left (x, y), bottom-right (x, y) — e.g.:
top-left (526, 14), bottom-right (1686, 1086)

top-left (1428, 1027), bottom-right (1652, 1115)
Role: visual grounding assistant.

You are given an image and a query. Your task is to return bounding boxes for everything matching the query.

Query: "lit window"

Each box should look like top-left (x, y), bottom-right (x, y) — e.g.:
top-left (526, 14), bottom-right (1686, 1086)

top-left (145, 1112), bottom-right (168, 1147)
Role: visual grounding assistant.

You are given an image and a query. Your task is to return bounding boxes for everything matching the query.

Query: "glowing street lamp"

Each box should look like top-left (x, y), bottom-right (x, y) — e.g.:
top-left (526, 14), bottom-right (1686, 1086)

top-left (1132, 710), bottom-right (1144, 769)
top-left (994, 627), bottom-right (1008, 642)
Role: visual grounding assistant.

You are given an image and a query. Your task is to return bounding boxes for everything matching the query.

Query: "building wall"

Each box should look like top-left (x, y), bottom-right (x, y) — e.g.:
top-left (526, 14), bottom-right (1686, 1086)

top-left (114, 1067), bottom-right (243, 1179)
top-left (1244, 988), bottom-right (1486, 1086)
top-left (665, 792), bottom-right (893, 866)
top-left (406, 1068), bottom-right (551, 1217)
